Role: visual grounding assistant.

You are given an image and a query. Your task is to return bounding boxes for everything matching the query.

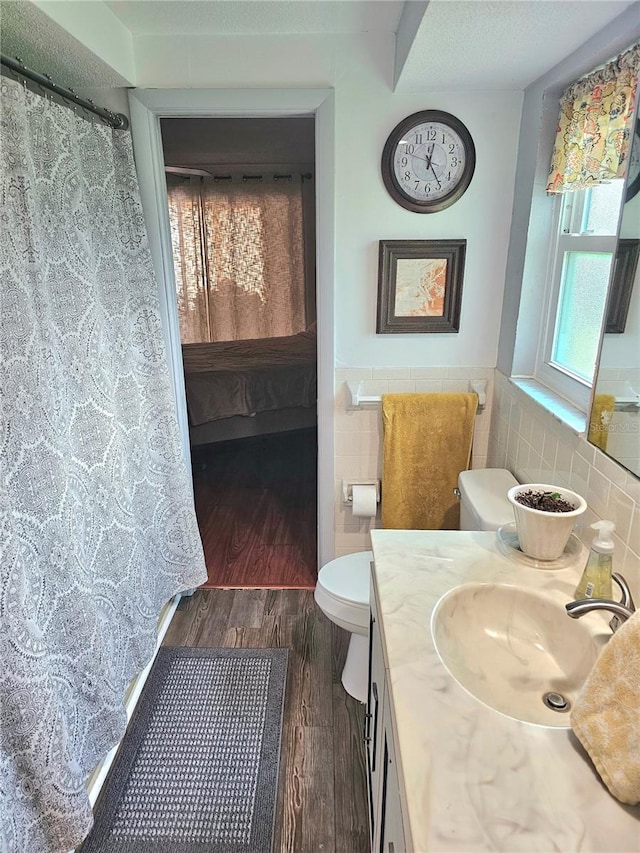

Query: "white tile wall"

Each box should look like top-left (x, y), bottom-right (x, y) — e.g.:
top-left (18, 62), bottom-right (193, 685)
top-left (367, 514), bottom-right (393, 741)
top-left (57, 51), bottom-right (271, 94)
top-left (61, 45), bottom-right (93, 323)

top-left (332, 366), bottom-right (640, 596)
top-left (489, 370), bottom-right (640, 596)
top-left (333, 367), bottom-right (494, 557)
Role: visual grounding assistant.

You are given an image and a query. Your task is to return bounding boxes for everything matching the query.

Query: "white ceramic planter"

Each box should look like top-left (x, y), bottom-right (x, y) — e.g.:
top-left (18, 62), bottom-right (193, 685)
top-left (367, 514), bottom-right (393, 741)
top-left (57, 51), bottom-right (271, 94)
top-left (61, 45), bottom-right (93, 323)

top-left (507, 484), bottom-right (587, 562)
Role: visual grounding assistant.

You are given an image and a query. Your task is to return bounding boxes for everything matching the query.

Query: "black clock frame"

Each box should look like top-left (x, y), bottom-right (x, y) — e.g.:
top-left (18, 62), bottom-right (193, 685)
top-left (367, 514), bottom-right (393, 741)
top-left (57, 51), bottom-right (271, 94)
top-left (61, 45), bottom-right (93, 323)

top-left (381, 110), bottom-right (476, 213)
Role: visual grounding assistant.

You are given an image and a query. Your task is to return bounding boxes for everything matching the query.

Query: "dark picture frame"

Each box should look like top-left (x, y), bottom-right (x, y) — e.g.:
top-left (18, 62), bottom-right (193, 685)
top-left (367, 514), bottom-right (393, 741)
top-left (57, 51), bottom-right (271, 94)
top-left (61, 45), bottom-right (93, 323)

top-left (624, 118), bottom-right (640, 203)
top-left (605, 238), bottom-right (639, 334)
top-left (376, 239), bottom-right (466, 334)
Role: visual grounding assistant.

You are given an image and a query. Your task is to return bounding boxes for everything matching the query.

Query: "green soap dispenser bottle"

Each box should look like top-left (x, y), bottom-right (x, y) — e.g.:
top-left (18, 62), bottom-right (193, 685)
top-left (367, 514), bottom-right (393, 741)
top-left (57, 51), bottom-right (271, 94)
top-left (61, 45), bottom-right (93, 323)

top-left (574, 520), bottom-right (615, 600)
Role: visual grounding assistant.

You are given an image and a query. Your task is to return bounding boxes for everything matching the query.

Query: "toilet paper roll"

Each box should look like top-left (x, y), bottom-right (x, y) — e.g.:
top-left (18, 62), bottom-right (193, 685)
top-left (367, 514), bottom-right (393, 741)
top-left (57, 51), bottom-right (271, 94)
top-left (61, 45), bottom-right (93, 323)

top-left (352, 484), bottom-right (377, 518)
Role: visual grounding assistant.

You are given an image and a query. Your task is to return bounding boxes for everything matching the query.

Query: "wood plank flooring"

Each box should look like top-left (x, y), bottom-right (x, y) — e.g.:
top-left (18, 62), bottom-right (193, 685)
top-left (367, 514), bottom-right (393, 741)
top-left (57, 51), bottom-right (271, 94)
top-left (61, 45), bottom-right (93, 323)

top-left (191, 429), bottom-right (317, 589)
top-left (163, 588), bottom-right (370, 853)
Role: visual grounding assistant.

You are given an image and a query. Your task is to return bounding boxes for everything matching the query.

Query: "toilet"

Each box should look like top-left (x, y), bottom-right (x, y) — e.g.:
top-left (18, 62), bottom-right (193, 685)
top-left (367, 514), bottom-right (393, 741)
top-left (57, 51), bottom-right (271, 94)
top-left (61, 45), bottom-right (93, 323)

top-left (314, 468), bottom-right (519, 702)
top-left (457, 467), bottom-right (519, 531)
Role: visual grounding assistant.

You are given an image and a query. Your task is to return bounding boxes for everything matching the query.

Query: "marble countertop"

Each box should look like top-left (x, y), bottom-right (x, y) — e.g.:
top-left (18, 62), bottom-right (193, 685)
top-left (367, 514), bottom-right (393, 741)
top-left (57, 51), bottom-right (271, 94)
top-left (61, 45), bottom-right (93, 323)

top-left (370, 529), bottom-right (640, 853)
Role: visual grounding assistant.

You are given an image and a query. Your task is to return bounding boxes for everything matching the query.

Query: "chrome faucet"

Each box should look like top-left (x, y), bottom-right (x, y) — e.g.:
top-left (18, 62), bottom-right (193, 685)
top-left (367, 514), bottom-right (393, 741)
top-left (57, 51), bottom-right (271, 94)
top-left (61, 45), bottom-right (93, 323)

top-left (565, 572), bottom-right (636, 632)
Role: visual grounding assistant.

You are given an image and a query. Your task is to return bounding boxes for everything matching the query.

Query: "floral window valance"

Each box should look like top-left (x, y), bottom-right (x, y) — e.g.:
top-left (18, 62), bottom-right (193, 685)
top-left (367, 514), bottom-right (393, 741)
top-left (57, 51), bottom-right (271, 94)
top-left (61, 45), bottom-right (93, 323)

top-left (546, 42), bottom-right (640, 194)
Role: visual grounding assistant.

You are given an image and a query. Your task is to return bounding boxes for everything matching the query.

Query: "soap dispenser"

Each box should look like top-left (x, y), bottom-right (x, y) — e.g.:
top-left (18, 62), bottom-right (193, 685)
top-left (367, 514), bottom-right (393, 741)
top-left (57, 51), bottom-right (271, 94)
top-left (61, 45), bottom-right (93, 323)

top-left (574, 520), bottom-right (615, 600)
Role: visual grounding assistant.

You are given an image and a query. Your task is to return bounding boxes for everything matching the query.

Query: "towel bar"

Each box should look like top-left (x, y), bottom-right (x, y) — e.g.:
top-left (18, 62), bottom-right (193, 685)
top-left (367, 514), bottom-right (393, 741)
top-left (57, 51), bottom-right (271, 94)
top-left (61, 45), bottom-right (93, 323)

top-left (345, 380), bottom-right (487, 412)
top-left (613, 396), bottom-right (640, 412)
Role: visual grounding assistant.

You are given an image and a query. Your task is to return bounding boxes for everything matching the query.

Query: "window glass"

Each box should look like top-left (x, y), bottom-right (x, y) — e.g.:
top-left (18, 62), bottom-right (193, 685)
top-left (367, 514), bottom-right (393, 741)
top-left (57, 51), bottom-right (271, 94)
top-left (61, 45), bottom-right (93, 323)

top-left (580, 180), bottom-right (624, 235)
top-left (551, 251), bottom-right (613, 381)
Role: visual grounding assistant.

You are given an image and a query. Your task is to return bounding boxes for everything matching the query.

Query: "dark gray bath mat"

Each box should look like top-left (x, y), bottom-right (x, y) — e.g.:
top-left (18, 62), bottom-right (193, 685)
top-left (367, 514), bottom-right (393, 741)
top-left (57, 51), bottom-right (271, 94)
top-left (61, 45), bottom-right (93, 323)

top-left (81, 646), bottom-right (288, 853)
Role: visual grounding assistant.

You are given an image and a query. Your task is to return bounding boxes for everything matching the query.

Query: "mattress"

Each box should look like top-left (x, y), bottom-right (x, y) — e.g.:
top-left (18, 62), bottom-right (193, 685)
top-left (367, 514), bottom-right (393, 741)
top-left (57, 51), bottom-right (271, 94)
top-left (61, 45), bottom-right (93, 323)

top-left (181, 330), bottom-right (317, 426)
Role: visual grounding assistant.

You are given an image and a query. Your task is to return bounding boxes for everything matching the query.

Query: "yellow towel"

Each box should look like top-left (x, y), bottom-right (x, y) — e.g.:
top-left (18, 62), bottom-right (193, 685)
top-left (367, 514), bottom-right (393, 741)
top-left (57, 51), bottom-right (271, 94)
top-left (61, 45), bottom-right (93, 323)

top-left (587, 394), bottom-right (615, 451)
top-left (381, 392), bottom-right (478, 530)
top-left (571, 611), bottom-right (640, 805)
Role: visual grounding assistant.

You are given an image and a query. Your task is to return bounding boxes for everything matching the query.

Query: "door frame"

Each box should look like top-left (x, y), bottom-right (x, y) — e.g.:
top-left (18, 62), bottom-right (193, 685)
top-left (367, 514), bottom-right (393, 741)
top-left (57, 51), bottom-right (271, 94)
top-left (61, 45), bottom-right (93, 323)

top-left (128, 88), bottom-right (336, 566)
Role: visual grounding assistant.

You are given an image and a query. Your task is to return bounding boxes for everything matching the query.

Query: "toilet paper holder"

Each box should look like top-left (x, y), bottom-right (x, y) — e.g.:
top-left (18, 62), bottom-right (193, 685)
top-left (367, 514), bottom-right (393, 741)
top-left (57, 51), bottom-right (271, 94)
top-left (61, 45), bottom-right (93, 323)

top-left (342, 480), bottom-right (381, 505)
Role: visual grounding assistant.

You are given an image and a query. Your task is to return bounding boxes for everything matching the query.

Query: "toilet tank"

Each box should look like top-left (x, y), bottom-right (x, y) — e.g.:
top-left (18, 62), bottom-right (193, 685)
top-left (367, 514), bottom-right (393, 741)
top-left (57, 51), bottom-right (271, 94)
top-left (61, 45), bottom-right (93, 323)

top-left (458, 468), bottom-right (518, 531)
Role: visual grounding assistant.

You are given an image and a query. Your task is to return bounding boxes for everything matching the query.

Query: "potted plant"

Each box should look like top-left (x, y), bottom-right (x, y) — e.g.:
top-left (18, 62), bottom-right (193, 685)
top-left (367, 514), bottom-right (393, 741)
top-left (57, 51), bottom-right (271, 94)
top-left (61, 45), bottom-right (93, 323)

top-left (507, 483), bottom-right (587, 561)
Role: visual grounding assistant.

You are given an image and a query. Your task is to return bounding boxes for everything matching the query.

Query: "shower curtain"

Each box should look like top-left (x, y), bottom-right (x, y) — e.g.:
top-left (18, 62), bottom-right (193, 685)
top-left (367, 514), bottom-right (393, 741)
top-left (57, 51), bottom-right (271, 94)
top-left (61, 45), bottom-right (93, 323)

top-left (0, 75), bottom-right (206, 851)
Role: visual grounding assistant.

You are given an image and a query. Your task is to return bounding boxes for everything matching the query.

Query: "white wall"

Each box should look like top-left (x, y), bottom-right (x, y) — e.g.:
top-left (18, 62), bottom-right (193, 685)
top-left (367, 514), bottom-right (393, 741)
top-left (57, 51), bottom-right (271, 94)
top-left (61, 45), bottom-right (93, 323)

top-left (129, 31), bottom-right (522, 373)
top-left (334, 69), bottom-right (522, 369)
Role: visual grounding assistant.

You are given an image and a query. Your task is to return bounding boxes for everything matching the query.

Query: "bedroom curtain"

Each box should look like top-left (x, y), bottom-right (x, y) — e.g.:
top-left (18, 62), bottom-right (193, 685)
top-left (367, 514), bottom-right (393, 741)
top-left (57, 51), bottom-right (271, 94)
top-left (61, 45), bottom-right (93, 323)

top-left (0, 74), bottom-right (206, 852)
top-left (546, 42), bottom-right (640, 193)
top-left (168, 175), bottom-right (308, 343)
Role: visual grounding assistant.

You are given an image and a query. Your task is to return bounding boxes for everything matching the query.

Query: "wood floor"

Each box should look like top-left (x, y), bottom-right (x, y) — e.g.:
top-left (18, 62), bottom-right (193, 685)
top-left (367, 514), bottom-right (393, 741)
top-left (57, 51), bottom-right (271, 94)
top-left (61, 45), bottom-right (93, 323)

top-left (192, 429), bottom-right (317, 589)
top-left (163, 588), bottom-right (370, 853)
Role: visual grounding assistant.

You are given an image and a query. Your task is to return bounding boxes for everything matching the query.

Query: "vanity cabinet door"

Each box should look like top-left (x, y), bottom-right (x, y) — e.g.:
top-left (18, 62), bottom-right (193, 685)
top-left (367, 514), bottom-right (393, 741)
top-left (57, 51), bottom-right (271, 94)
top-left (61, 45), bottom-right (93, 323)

top-left (367, 575), bottom-right (386, 846)
top-left (378, 686), bottom-right (406, 853)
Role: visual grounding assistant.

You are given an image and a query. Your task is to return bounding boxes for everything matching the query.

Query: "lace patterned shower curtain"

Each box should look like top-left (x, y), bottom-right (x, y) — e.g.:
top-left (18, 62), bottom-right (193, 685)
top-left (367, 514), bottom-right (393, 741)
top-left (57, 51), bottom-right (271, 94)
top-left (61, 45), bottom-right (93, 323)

top-left (0, 75), bottom-right (206, 851)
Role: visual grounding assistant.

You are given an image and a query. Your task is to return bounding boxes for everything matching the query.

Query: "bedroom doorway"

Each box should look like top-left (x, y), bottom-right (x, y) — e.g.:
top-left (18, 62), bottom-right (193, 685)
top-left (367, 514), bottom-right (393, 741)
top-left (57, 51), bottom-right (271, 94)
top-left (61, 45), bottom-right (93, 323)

top-left (160, 116), bottom-right (317, 589)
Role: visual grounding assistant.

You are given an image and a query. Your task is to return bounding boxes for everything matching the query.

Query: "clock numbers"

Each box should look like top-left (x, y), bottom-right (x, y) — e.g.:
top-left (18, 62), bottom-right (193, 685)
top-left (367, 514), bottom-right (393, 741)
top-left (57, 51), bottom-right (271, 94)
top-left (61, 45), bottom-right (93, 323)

top-left (393, 123), bottom-right (466, 202)
top-left (382, 110), bottom-right (476, 212)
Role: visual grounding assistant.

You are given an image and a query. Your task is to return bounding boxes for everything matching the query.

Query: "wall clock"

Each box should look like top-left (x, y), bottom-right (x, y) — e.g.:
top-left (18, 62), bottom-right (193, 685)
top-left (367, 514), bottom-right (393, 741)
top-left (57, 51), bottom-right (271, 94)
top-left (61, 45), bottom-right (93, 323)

top-left (624, 118), bottom-right (640, 202)
top-left (381, 110), bottom-right (476, 213)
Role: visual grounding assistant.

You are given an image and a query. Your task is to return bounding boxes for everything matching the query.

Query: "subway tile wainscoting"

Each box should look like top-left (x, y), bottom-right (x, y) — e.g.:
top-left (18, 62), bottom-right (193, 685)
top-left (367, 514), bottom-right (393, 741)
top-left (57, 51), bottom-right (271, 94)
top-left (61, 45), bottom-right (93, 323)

top-left (488, 370), bottom-right (640, 592)
top-left (333, 367), bottom-right (639, 598)
top-left (333, 367), bottom-right (494, 556)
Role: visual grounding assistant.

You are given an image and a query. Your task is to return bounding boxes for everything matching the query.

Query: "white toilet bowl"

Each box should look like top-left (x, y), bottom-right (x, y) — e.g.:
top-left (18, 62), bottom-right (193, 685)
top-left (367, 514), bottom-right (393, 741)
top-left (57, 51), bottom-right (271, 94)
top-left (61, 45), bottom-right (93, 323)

top-left (315, 468), bottom-right (518, 703)
top-left (314, 551), bottom-right (372, 702)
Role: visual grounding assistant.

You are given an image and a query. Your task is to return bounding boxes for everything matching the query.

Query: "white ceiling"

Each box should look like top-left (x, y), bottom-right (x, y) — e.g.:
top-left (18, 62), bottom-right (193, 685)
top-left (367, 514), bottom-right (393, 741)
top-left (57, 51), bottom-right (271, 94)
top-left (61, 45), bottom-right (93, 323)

top-left (1, 0), bottom-right (637, 91)
top-left (0, 1), bottom-right (131, 88)
top-left (105, 0), bottom-right (637, 89)
top-left (396, 0), bottom-right (636, 90)
top-left (105, 0), bottom-right (405, 35)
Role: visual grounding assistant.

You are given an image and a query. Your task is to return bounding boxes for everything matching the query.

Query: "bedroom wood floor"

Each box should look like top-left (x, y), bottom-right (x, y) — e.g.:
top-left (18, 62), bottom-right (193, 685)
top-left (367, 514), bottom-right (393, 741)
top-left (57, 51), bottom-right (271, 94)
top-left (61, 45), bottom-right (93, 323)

top-left (192, 428), bottom-right (317, 589)
top-left (163, 588), bottom-right (370, 853)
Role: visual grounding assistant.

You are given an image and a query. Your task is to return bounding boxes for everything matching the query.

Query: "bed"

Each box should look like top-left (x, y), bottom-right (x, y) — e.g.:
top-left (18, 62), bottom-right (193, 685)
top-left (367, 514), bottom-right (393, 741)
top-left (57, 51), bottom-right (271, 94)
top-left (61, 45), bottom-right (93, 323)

top-left (181, 329), bottom-right (317, 446)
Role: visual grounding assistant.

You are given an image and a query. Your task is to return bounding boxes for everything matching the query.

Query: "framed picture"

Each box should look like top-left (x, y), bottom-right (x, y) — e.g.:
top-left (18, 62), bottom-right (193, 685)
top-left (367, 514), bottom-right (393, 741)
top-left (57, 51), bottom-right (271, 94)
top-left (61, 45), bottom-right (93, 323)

top-left (376, 239), bottom-right (466, 334)
top-left (605, 238), bottom-right (639, 334)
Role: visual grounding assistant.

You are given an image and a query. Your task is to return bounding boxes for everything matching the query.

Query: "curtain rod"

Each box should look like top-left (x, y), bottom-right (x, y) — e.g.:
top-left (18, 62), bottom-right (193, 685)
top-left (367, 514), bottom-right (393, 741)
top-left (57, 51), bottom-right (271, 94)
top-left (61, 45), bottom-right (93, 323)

top-left (0, 55), bottom-right (129, 130)
top-left (213, 172), bottom-right (313, 182)
top-left (165, 166), bottom-right (313, 182)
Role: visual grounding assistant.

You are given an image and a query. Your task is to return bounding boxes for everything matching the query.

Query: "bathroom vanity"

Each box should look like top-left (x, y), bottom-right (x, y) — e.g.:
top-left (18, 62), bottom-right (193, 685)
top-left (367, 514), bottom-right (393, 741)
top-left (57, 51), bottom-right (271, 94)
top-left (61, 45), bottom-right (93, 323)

top-left (367, 529), bottom-right (640, 852)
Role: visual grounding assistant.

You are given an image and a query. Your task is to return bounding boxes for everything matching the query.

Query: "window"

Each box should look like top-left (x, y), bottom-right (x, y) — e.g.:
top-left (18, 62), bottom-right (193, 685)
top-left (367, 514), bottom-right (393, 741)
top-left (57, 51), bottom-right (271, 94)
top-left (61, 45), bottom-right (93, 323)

top-left (511, 42), bottom-right (638, 420)
top-left (535, 180), bottom-right (624, 409)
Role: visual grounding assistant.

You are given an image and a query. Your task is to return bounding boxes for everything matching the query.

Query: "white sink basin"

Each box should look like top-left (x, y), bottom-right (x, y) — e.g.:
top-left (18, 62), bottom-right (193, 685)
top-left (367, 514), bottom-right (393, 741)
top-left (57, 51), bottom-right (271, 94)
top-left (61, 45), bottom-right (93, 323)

top-left (431, 583), bottom-right (607, 727)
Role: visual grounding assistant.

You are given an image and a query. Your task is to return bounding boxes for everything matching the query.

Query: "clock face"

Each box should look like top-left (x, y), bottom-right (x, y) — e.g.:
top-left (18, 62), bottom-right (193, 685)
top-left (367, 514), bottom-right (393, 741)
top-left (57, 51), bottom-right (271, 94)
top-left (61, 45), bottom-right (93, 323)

top-left (382, 111), bottom-right (475, 213)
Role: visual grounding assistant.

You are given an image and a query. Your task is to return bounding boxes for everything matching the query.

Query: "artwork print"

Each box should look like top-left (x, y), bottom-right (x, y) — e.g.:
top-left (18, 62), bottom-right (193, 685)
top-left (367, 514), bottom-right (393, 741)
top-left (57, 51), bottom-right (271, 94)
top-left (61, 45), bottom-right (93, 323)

top-left (394, 258), bottom-right (448, 317)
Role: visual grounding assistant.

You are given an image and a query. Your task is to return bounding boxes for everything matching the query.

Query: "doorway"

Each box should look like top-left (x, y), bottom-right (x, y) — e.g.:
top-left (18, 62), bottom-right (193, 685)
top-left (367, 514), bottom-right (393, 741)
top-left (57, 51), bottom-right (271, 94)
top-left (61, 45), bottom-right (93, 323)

top-left (128, 87), bottom-right (335, 568)
top-left (159, 116), bottom-right (317, 588)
